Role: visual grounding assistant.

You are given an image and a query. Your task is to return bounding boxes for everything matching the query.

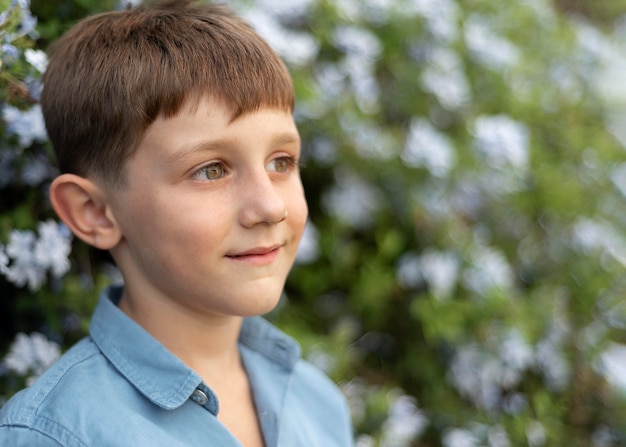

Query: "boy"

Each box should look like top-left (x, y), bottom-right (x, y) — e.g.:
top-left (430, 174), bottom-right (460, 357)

top-left (0, 1), bottom-right (354, 446)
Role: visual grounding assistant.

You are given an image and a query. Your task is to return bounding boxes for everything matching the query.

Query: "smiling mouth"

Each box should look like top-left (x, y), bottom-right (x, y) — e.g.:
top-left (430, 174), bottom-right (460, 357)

top-left (226, 245), bottom-right (282, 264)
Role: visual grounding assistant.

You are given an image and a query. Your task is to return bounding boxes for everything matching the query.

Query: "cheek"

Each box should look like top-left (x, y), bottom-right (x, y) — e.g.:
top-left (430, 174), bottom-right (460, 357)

top-left (289, 189), bottom-right (309, 238)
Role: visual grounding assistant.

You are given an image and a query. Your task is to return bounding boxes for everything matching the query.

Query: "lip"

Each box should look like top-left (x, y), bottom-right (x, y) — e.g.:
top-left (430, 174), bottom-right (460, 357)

top-left (226, 245), bottom-right (282, 264)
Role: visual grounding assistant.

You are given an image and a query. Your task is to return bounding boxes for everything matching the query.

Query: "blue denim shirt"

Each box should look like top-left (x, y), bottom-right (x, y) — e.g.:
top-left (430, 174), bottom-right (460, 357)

top-left (0, 286), bottom-right (353, 446)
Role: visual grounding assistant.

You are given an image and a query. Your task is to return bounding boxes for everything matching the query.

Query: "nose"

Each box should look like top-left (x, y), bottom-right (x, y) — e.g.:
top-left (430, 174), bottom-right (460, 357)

top-left (238, 170), bottom-right (288, 228)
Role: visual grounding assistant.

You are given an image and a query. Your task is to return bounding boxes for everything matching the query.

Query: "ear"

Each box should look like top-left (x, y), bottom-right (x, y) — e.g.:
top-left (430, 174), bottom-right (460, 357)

top-left (49, 174), bottom-right (122, 250)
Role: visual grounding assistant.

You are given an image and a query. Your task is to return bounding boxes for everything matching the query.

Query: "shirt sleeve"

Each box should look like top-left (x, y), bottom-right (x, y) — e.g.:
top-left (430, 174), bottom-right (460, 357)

top-left (0, 426), bottom-right (67, 446)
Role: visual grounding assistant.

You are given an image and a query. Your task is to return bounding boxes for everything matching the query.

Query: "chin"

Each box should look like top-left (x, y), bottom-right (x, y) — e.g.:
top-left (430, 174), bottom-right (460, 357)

top-left (228, 291), bottom-right (283, 318)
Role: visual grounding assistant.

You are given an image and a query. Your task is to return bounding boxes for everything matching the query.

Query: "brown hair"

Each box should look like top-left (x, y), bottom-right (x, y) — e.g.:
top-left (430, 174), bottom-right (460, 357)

top-left (41, 0), bottom-right (294, 186)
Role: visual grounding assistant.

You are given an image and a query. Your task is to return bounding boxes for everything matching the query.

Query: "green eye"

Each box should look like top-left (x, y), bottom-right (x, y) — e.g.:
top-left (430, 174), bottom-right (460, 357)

top-left (267, 156), bottom-right (296, 173)
top-left (274, 158), bottom-right (289, 172)
top-left (197, 163), bottom-right (225, 180)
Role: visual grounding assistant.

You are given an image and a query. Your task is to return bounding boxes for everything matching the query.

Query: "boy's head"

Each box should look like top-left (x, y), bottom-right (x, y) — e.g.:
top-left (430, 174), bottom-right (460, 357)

top-left (46, 0), bottom-right (308, 319)
top-left (41, 0), bottom-right (294, 187)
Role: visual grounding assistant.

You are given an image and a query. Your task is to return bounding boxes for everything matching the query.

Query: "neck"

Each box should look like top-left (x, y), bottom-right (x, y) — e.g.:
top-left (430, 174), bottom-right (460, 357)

top-left (118, 285), bottom-right (245, 383)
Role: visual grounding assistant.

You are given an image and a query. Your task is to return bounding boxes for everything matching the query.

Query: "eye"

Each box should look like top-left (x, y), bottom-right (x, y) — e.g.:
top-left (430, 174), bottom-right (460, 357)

top-left (193, 162), bottom-right (226, 181)
top-left (266, 156), bottom-right (297, 173)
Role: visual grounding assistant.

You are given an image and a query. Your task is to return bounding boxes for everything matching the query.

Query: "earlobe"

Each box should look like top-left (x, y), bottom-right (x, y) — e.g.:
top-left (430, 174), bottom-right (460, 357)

top-left (49, 174), bottom-right (122, 250)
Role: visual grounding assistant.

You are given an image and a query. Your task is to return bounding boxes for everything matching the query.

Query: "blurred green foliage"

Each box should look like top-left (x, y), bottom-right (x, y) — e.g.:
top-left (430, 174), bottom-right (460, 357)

top-left (3, 0), bottom-right (626, 445)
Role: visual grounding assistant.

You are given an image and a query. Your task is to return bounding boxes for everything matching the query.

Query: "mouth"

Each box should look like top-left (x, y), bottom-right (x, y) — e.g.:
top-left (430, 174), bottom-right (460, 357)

top-left (226, 245), bottom-right (282, 264)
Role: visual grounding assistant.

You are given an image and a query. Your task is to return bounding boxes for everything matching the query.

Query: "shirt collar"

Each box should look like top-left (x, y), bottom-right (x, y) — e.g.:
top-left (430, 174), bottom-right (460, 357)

top-left (89, 286), bottom-right (300, 410)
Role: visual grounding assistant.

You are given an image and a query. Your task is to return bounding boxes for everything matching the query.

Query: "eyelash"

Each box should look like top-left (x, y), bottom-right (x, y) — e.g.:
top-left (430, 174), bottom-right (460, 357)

top-left (191, 156), bottom-right (302, 181)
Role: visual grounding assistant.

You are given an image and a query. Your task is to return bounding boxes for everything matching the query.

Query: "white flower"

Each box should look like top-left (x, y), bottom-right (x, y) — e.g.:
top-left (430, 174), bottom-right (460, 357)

top-left (396, 254), bottom-right (422, 289)
top-left (598, 343), bottom-right (626, 392)
top-left (380, 392), bottom-right (428, 446)
top-left (34, 220), bottom-right (72, 277)
top-left (535, 339), bottom-right (570, 391)
top-left (21, 153), bottom-right (55, 186)
top-left (4, 229), bottom-right (46, 290)
top-left (464, 15), bottom-right (520, 71)
top-left (402, 118), bottom-right (456, 177)
top-left (2, 104), bottom-right (48, 147)
top-left (526, 421), bottom-right (546, 447)
top-left (462, 245), bottom-right (514, 295)
top-left (407, 0), bottom-right (460, 42)
top-left (472, 114), bottom-right (529, 173)
top-left (421, 47), bottom-right (471, 110)
top-left (117, 0), bottom-right (142, 9)
top-left (343, 119), bottom-right (394, 159)
top-left (24, 48), bottom-right (48, 73)
top-left (499, 329), bottom-right (534, 372)
top-left (2, 221), bottom-right (73, 291)
top-left (249, 0), bottom-right (313, 20)
top-left (333, 26), bottom-right (382, 61)
top-left (488, 425), bottom-right (512, 447)
top-left (443, 428), bottom-right (478, 447)
top-left (344, 54), bottom-right (380, 113)
top-left (448, 343), bottom-right (502, 411)
top-left (572, 218), bottom-right (626, 267)
top-left (323, 170), bottom-right (383, 229)
top-left (296, 222), bottom-right (319, 264)
top-left (4, 332), bottom-right (60, 380)
top-left (241, 9), bottom-right (318, 67)
top-left (418, 250), bottom-right (459, 300)
top-left (0, 245), bottom-right (8, 274)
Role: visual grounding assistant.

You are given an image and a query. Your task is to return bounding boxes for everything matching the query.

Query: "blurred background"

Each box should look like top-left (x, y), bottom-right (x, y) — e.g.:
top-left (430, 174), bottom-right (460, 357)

top-left (3, 0), bottom-right (626, 445)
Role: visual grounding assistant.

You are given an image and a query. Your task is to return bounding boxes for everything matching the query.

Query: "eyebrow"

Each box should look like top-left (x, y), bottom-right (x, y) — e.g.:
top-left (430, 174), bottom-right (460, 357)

top-left (166, 132), bottom-right (301, 166)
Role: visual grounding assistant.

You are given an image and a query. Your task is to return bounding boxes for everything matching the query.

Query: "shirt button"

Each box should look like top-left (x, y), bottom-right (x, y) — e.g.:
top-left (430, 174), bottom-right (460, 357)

top-left (191, 389), bottom-right (208, 406)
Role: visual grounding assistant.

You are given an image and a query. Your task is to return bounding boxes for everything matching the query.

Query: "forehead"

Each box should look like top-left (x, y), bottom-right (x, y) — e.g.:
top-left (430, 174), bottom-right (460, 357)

top-left (133, 98), bottom-right (299, 164)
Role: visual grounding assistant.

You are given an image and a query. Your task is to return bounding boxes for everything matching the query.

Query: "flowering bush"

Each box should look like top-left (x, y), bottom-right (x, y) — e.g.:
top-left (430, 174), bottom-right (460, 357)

top-left (3, 0), bottom-right (626, 445)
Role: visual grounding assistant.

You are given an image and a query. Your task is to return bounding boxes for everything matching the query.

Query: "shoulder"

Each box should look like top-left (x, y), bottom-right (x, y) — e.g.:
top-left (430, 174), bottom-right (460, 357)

top-left (283, 359), bottom-right (354, 446)
top-left (0, 337), bottom-right (110, 447)
top-left (290, 358), bottom-right (352, 419)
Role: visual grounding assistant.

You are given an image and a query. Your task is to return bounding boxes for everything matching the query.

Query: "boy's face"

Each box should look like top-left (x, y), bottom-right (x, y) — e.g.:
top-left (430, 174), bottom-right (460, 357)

top-left (106, 98), bottom-right (308, 319)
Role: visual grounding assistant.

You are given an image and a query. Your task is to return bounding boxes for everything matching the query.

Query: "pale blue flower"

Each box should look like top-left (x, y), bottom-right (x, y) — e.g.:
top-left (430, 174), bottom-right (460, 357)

top-left (471, 114), bottom-right (529, 173)
top-left (4, 229), bottom-right (46, 290)
top-left (5, 229), bottom-right (36, 260)
top-left (417, 250), bottom-right (459, 300)
top-left (1, 43), bottom-right (19, 63)
top-left (0, 10), bottom-right (9, 28)
top-left (323, 169), bottom-right (382, 229)
top-left (3, 104), bottom-right (48, 147)
top-left (448, 343), bottom-right (502, 411)
top-left (572, 217), bottom-right (626, 267)
top-left (464, 15), bottom-right (520, 71)
top-left (402, 118), bottom-right (456, 177)
top-left (333, 26), bottom-right (382, 61)
top-left (24, 48), bottom-right (47, 72)
top-left (380, 392), bottom-right (428, 446)
top-left (249, 0), bottom-right (312, 21)
top-left (117, 0), bottom-right (142, 9)
top-left (442, 428), bottom-right (478, 447)
top-left (241, 9), bottom-right (318, 67)
top-left (526, 421), bottom-right (546, 447)
top-left (34, 220), bottom-right (72, 278)
top-left (355, 434), bottom-right (375, 447)
top-left (3, 332), bottom-right (60, 384)
top-left (421, 47), bottom-right (471, 110)
top-left (407, 0), bottom-right (460, 42)
top-left (2, 221), bottom-right (72, 290)
top-left (0, 245), bottom-right (8, 275)
top-left (599, 343), bottom-right (626, 391)
top-left (462, 244), bottom-right (514, 295)
top-left (396, 254), bottom-right (422, 289)
top-left (21, 153), bottom-right (56, 186)
top-left (296, 222), bottom-right (319, 264)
